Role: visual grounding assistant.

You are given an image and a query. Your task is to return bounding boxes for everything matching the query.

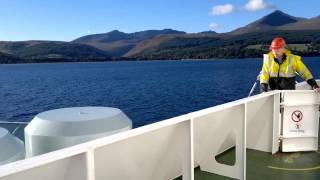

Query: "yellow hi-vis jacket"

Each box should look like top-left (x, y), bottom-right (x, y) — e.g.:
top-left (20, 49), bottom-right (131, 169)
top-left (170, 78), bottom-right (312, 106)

top-left (260, 50), bottom-right (314, 90)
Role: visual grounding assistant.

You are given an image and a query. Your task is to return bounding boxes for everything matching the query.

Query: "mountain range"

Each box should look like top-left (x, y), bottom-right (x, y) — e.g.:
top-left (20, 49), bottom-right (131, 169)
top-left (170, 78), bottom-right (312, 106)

top-left (72, 29), bottom-right (186, 57)
top-left (1, 10), bottom-right (320, 63)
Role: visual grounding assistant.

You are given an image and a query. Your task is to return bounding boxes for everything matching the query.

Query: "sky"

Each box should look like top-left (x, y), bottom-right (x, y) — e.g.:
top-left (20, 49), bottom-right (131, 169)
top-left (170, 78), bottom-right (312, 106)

top-left (0, 0), bottom-right (319, 41)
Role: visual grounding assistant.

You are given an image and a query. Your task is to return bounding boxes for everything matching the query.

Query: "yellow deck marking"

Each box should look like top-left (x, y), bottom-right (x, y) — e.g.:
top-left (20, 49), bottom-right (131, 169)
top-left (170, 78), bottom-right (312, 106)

top-left (268, 165), bottom-right (320, 171)
top-left (268, 151), bottom-right (320, 171)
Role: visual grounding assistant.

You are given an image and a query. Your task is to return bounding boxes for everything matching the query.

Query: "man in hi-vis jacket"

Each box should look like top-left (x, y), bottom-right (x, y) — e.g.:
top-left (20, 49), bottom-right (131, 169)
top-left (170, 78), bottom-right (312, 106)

top-left (260, 37), bottom-right (320, 93)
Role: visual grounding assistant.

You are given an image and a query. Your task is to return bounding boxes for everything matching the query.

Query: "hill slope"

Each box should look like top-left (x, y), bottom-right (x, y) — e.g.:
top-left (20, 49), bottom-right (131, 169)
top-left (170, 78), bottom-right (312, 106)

top-left (0, 41), bottom-right (111, 63)
top-left (72, 29), bottom-right (186, 56)
top-left (229, 10), bottom-right (306, 35)
top-left (128, 30), bottom-right (320, 59)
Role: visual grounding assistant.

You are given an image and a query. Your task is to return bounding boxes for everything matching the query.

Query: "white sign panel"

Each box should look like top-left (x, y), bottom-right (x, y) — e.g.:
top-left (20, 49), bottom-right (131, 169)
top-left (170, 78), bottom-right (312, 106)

top-left (281, 91), bottom-right (319, 152)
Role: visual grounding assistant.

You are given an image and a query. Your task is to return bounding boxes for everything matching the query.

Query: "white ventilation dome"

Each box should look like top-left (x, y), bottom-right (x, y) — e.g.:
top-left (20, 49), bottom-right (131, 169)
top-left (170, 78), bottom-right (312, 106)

top-left (0, 127), bottom-right (24, 165)
top-left (25, 107), bottom-right (132, 157)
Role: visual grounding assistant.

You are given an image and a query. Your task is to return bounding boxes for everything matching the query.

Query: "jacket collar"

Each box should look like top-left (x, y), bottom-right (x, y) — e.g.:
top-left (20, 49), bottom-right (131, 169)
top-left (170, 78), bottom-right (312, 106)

top-left (268, 49), bottom-right (291, 64)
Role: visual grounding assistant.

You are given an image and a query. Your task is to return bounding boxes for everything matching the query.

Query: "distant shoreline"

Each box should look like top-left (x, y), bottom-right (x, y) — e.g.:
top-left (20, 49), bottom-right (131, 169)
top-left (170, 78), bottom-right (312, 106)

top-left (1, 56), bottom-right (320, 65)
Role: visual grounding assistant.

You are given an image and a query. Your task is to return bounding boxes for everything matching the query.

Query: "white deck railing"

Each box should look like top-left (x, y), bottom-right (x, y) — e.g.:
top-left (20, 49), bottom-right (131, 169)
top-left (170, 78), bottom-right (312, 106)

top-left (0, 90), bottom-right (318, 180)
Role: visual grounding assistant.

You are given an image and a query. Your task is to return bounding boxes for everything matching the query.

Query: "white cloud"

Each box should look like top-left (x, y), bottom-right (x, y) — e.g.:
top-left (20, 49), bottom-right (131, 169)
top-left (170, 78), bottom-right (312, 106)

top-left (244, 0), bottom-right (269, 11)
top-left (209, 23), bottom-right (219, 30)
top-left (210, 4), bottom-right (234, 16)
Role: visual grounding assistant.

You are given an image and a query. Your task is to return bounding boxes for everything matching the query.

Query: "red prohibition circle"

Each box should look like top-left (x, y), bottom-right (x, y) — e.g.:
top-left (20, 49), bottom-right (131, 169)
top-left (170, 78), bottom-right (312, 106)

top-left (291, 110), bottom-right (303, 122)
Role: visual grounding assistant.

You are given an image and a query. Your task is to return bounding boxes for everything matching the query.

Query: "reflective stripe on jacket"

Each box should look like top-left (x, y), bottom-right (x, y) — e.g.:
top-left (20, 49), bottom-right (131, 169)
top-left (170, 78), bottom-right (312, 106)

top-left (260, 50), bottom-right (313, 90)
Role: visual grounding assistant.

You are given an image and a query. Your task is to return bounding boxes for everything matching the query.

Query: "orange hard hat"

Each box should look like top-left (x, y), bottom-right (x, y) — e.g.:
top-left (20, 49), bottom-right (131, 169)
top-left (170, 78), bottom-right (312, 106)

top-left (270, 37), bottom-right (286, 50)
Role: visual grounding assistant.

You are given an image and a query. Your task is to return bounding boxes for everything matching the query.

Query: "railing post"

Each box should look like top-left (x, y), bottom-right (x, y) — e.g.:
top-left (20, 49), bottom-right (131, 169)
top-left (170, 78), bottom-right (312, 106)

top-left (242, 103), bottom-right (247, 180)
top-left (86, 149), bottom-right (95, 180)
top-left (272, 92), bottom-right (281, 154)
top-left (182, 118), bottom-right (194, 180)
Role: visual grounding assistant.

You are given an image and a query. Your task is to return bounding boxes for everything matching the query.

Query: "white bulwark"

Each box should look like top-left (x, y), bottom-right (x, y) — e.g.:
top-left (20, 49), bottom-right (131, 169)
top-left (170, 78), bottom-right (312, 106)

top-left (0, 90), bottom-right (319, 180)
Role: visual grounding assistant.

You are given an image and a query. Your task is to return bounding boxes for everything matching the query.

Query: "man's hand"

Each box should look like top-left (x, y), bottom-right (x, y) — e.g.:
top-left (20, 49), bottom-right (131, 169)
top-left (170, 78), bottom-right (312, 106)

top-left (314, 87), bottom-right (320, 93)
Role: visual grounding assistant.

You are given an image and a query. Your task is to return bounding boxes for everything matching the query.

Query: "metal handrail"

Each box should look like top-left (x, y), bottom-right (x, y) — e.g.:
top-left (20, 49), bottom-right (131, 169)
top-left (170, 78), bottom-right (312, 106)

top-left (0, 121), bottom-right (28, 136)
top-left (248, 73), bottom-right (260, 97)
top-left (0, 121), bottom-right (29, 125)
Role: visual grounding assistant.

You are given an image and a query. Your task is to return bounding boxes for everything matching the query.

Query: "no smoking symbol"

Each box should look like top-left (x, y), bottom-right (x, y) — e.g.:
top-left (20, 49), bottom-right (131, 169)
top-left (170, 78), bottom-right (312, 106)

top-left (291, 110), bottom-right (303, 122)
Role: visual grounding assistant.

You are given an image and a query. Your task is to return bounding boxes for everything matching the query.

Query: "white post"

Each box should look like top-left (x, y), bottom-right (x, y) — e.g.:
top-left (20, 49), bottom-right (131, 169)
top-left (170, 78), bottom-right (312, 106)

top-left (86, 149), bottom-right (95, 180)
top-left (242, 103), bottom-right (247, 180)
top-left (183, 119), bottom-right (194, 180)
top-left (272, 93), bottom-right (281, 154)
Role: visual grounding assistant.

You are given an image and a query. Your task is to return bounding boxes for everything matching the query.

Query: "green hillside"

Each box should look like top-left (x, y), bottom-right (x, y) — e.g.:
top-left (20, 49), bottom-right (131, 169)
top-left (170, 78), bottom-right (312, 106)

top-left (130, 30), bottom-right (320, 60)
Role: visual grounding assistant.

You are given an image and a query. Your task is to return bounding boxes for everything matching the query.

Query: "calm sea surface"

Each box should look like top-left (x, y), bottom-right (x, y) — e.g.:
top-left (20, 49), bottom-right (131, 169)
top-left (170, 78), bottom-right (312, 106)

top-left (1, 58), bottom-right (320, 127)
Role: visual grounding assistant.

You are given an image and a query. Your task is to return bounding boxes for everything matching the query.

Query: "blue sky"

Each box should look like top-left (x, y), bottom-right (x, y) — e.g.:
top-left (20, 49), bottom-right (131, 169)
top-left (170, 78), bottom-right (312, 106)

top-left (0, 0), bottom-right (319, 41)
